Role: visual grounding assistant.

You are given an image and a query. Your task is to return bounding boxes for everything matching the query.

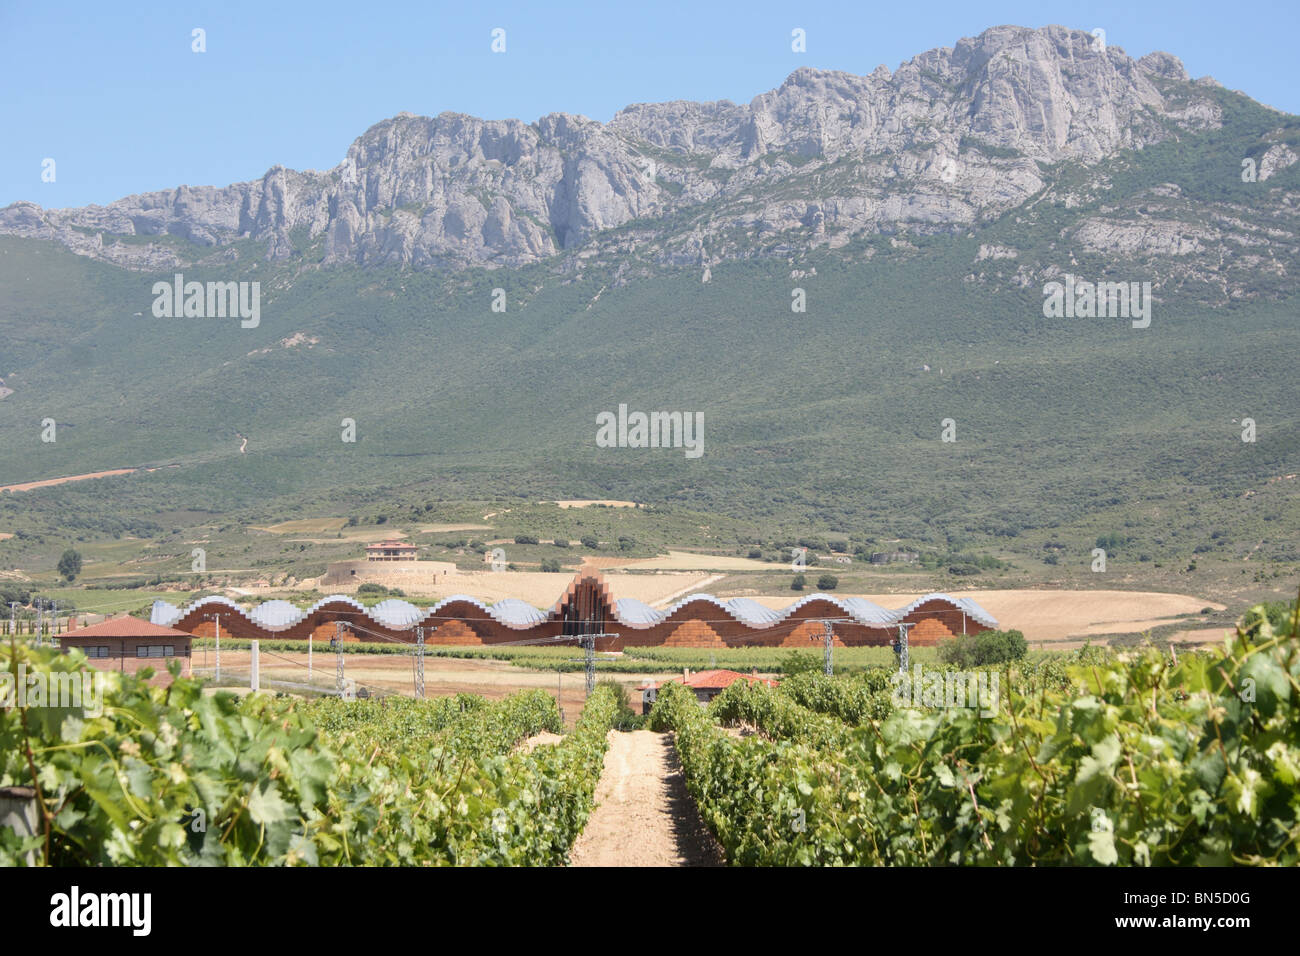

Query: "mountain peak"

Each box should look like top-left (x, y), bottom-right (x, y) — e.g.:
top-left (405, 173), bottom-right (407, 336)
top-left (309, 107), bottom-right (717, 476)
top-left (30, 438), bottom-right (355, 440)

top-left (0, 25), bottom-right (1254, 273)
top-left (1138, 51), bottom-right (1191, 81)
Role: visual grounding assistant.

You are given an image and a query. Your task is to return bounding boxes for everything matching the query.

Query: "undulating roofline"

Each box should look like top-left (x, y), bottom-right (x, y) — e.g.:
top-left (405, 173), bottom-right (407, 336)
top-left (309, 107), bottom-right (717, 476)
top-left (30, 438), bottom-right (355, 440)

top-left (151, 576), bottom-right (997, 635)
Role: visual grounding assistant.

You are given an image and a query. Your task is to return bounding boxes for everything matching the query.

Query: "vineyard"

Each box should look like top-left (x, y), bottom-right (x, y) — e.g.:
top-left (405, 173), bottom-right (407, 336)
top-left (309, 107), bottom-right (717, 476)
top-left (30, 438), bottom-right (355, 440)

top-left (0, 638), bottom-right (616, 865)
top-left (650, 600), bottom-right (1300, 865)
top-left (3, 599), bottom-right (1296, 867)
top-left (189, 636), bottom-right (936, 673)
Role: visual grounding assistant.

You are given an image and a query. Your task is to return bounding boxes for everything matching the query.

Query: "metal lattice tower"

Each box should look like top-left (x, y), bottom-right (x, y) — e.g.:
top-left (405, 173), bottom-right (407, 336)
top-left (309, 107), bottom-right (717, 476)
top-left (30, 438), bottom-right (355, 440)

top-left (212, 613), bottom-right (222, 682)
top-left (821, 620), bottom-right (834, 675)
top-left (579, 634), bottom-right (597, 695)
top-left (8, 602), bottom-right (16, 638)
top-left (895, 621), bottom-right (914, 675)
top-left (809, 619), bottom-right (847, 675)
top-left (35, 600), bottom-right (43, 647)
top-left (334, 622), bottom-right (346, 694)
top-left (414, 626), bottom-right (426, 699)
top-left (566, 629), bottom-right (618, 697)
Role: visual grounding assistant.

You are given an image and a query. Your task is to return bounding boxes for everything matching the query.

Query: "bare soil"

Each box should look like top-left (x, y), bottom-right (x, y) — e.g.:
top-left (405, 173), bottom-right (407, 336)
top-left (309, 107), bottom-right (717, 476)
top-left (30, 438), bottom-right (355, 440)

top-left (516, 730), bottom-right (564, 753)
top-left (553, 499), bottom-right (638, 509)
top-left (297, 567), bottom-right (713, 605)
top-left (0, 468), bottom-right (136, 493)
top-left (745, 588), bottom-right (1223, 644)
top-left (197, 649), bottom-right (656, 728)
top-left (569, 730), bottom-right (723, 867)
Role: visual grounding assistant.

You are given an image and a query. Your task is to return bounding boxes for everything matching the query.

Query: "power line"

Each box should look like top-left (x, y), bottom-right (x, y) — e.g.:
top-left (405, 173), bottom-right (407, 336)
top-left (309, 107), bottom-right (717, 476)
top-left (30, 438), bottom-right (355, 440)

top-left (415, 625), bottom-right (426, 699)
top-left (894, 622), bottom-right (915, 674)
top-left (163, 599), bottom-right (989, 630)
top-left (565, 631), bottom-right (619, 696)
top-left (333, 623), bottom-right (346, 695)
top-left (806, 618), bottom-right (855, 675)
top-left (184, 609), bottom-right (953, 655)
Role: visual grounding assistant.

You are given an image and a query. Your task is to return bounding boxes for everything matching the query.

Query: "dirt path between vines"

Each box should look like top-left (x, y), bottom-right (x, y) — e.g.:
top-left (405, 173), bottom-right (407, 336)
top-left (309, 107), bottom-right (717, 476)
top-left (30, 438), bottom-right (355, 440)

top-left (517, 730), bottom-right (563, 754)
top-left (570, 730), bottom-right (723, 867)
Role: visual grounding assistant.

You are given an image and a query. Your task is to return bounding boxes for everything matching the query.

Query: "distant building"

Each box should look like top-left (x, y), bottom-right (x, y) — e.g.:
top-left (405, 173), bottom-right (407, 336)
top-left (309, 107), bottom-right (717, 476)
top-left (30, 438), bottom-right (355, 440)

top-left (365, 539), bottom-right (418, 562)
top-left (870, 551), bottom-right (919, 565)
top-left (640, 668), bottom-right (780, 714)
top-left (319, 558), bottom-right (454, 588)
top-left (154, 571), bottom-right (998, 651)
top-left (59, 616), bottom-right (193, 687)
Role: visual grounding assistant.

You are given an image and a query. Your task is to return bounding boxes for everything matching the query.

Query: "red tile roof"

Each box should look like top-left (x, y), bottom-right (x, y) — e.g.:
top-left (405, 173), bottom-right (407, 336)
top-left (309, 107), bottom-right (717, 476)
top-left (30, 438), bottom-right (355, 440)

top-left (648, 669), bottom-right (779, 691)
top-left (61, 616), bottom-right (192, 640)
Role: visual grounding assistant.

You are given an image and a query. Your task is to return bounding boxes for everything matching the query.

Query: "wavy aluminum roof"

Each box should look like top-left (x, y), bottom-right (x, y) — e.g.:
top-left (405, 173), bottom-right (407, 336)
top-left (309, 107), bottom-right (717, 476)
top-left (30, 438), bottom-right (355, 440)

top-left (367, 599), bottom-right (424, 629)
top-left (153, 593), bottom-right (435, 633)
top-left (611, 591), bottom-right (996, 630)
top-left (153, 588), bottom-right (996, 635)
top-left (248, 600), bottom-right (303, 629)
top-left (426, 595), bottom-right (547, 629)
top-left (614, 597), bottom-right (665, 627)
top-left (485, 598), bottom-right (550, 628)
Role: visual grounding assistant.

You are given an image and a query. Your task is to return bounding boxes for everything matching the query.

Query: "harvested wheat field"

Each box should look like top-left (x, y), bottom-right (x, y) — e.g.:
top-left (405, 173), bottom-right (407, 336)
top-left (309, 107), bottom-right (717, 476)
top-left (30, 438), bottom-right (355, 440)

top-left (609, 550), bottom-right (775, 571)
top-left (739, 589), bottom-right (1224, 646)
top-left (252, 518), bottom-right (349, 534)
top-left (351, 568), bottom-right (716, 606)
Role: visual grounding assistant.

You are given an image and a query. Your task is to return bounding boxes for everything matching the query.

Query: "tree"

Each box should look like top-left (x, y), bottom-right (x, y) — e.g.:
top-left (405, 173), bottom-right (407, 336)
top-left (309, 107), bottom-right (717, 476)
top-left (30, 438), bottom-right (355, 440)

top-left (816, 574), bottom-right (839, 590)
top-left (0, 584), bottom-right (31, 607)
top-left (58, 549), bottom-right (82, 581)
top-left (596, 678), bottom-right (643, 730)
top-left (791, 573), bottom-right (806, 591)
top-left (580, 535), bottom-right (599, 549)
top-left (937, 629), bottom-right (1028, 667)
top-left (779, 650), bottom-right (822, 675)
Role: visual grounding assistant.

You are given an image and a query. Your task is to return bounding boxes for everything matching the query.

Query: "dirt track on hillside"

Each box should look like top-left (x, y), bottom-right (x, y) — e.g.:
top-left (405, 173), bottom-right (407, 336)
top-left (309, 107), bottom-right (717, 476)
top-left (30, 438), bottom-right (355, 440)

top-left (569, 730), bottom-right (723, 867)
top-left (0, 468), bottom-right (136, 493)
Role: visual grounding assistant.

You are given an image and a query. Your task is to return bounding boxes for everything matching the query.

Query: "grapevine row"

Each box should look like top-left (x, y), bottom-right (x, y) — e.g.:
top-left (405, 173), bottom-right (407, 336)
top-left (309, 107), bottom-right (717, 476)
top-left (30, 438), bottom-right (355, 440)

top-left (651, 603), bottom-right (1300, 866)
top-left (0, 639), bottom-right (614, 866)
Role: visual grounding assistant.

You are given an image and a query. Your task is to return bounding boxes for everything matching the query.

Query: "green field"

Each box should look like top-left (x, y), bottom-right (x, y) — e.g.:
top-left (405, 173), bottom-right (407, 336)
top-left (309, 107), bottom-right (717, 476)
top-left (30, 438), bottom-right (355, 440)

top-left (0, 86), bottom-right (1297, 611)
top-left (188, 634), bottom-right (943, 674)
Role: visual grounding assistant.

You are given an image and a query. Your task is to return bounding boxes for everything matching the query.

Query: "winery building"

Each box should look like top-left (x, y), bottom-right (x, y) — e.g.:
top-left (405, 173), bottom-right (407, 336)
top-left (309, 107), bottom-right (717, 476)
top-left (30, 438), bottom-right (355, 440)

top-left (152, 571), bottom-right (998, 651)
top-left (640, 669), bottom-right (781, 713)
top-left (365, 540), bottom-right (418, 561)
top-left (59, 616), bottom-right (193, 687)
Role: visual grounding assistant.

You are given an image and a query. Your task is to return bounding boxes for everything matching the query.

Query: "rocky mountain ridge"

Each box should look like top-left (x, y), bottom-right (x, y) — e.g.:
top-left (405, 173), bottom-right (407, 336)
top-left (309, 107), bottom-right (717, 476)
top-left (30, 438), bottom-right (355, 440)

top-left (2, 23), bottom-right (1295, 292)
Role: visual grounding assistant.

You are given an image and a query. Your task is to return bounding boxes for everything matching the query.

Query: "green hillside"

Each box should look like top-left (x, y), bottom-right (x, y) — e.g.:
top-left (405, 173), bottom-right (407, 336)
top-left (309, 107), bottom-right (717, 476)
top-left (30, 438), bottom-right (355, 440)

top-left (0, 89), bottom-right (1298, 587)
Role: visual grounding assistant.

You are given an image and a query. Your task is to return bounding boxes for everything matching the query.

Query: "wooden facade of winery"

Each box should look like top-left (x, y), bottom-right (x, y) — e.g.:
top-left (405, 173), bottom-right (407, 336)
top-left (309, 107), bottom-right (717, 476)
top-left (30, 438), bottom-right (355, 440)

top-left (59, 616), bottom-right (193, 687)
top-left (154, 572), bottom-right (997, 650)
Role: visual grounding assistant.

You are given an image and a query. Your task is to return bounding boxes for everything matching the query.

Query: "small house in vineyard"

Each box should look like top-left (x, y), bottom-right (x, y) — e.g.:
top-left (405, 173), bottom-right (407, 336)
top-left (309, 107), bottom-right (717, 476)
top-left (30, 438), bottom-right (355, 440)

top-left (639, 668), bottom-right (780, 714)
top-left (59, 616), bottom-right (193, 687)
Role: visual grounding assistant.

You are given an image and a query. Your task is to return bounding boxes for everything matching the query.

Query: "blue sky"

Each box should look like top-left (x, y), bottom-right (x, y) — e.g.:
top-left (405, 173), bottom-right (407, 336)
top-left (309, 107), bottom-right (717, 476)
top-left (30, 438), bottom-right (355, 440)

top-left (3, 0), bottom-right (1297, 208)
